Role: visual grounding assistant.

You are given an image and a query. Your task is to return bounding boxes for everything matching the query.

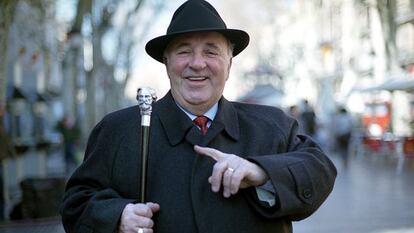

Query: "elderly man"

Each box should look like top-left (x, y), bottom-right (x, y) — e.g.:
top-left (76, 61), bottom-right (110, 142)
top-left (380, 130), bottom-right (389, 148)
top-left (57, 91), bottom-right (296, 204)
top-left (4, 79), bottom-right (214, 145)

top-left (60, 1), bottom-right (337, 233)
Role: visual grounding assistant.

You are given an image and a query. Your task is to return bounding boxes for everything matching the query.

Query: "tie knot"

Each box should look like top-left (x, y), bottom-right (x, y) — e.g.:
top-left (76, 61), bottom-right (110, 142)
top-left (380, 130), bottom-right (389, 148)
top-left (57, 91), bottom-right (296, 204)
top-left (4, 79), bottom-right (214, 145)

top-left (194, 116), bottom-right (209, 135)
top-left (194, 115), bottom-right (208, 126)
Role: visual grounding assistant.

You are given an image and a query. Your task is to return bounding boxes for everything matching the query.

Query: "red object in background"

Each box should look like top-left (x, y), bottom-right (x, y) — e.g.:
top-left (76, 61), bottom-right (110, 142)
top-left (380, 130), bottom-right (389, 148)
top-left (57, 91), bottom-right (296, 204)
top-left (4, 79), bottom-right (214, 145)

top-left (403, 137), bottom-right (414, 158)
top-left (362, 136), bottom-right (396, 153)
top-left (407, 64), bottom-right (414, 75)
top-left (362, 137), bottom-right (382, 152)
top-left (362, 101), bottom-right (392, 135)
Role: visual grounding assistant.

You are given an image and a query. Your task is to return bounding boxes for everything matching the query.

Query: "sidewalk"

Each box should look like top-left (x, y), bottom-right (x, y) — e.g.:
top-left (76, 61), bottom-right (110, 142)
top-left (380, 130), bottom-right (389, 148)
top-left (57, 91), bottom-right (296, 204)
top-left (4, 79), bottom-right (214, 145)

top-left (294, 152), bottom-right (414, 233)
top-left (1, 149), bottom-right (67, 233)
top-left (0, 217), bottom-right (64, 233)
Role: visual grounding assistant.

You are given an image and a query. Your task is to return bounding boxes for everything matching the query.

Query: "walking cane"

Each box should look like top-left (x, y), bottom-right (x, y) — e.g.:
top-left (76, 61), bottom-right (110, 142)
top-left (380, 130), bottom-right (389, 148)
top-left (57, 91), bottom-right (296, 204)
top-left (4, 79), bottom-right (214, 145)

top-left (136, 87), bottom-right (157, 203)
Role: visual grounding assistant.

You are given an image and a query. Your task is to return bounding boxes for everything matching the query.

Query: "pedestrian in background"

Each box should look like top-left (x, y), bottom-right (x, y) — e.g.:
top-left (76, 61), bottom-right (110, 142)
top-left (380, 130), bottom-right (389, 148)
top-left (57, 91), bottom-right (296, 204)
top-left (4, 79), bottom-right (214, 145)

top-left (333, 106), bottom-right (354, 168)
top-left (288, 105), bottom-right (300, 119)
top-left (300, 100), bottom-right (317, 137)
top-left (60, 1), bottom-right (337, 232)
top-left (55, 115), bottom-right (80, 175)
top-left (288, 104), bottom-right (307, 134)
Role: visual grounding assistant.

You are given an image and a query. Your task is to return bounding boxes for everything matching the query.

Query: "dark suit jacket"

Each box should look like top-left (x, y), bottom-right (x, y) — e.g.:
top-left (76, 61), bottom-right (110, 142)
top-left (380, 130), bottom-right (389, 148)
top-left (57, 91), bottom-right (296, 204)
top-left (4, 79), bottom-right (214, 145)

top-left (60, 92), bottom-right (336, 233)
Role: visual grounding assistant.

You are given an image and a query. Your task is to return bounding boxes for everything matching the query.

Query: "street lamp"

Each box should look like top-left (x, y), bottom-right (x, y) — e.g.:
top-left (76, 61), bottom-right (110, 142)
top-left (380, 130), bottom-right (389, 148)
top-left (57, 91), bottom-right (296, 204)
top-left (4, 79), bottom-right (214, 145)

top-left (320, 42), bottom-right (335, 74)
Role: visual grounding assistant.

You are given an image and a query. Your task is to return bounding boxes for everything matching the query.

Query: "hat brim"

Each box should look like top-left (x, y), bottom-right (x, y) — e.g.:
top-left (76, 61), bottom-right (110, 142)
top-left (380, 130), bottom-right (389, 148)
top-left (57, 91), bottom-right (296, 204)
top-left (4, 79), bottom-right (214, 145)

top-left (145, 28), bottom-right (250, 63)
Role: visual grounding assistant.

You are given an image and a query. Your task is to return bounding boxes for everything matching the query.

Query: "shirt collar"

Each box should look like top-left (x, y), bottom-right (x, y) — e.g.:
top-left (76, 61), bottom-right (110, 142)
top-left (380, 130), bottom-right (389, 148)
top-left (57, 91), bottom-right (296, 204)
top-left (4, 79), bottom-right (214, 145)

top-left (176, 102), bottom-right (218, 122)
top-left (155, 92), bottom-right (240, 146)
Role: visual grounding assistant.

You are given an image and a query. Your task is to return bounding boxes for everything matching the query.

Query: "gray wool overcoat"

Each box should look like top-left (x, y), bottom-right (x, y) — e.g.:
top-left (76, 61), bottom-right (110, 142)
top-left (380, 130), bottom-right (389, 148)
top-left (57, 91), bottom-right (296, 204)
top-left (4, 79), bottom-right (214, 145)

top-left (60, 92), bottom-right (337, 233)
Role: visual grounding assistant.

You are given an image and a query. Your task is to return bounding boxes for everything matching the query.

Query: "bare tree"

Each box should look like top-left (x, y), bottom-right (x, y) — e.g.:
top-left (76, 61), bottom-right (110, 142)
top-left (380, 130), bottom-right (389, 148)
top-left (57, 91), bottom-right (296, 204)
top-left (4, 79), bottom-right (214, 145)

top-left (62, 0), bottom-right (166, 133)
top-left (0, 0), bottom-right (19, 160)
top-left (116, 0), bottom-right (166, 101)
top-left (65, 0), bottom-right (92, 132)
top-left (376, 0), bottom-right (402, 73)
top-left (88, 0), bottom-right (166, 120)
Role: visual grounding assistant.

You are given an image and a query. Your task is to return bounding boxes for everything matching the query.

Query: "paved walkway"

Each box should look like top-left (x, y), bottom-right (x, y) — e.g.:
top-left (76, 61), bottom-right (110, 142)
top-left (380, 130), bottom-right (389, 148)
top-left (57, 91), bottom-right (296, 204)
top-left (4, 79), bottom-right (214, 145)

top-left (0, 217), bottom-right (64, 233)
top-left (294, 152), bottom-right (414, 233)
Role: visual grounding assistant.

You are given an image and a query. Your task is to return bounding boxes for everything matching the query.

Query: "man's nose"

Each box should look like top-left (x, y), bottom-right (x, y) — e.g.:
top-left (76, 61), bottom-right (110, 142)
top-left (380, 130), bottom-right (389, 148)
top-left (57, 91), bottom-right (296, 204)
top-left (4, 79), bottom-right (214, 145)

top-left (189, 52), bottom-right (207, 70)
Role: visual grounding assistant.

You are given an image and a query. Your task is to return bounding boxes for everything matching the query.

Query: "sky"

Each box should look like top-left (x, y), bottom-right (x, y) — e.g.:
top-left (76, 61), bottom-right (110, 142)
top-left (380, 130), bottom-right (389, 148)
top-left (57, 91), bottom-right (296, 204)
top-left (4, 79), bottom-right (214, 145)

top-left (55, 0), bottom-right (77, 23)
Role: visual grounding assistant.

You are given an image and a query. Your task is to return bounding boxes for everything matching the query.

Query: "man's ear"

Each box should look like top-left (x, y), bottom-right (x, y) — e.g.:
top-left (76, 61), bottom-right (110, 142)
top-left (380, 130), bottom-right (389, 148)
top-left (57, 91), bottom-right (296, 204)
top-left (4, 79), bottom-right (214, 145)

top-left (226, 58), bottom-right (232, 80)
top-left (163, 56), bottom-right (171, 79)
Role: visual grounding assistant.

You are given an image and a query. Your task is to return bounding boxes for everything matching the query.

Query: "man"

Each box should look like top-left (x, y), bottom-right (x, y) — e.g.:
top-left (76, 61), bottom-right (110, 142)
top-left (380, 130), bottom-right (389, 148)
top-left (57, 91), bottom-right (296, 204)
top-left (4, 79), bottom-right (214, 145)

top-left (300, 100), bottom-right (316, 137)
top-left (333, 106), bottom-right (354, 168)
top-left (60, 1), bottom-right (337, 233)
top-left (55, 115), bottom-right (80, 175)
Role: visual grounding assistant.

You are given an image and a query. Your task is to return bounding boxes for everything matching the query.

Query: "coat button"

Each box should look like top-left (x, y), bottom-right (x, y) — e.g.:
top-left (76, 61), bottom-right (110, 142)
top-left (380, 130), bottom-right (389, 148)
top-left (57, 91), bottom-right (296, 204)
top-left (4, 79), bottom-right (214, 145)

top-left (302, 189), bottom-right (312, 199)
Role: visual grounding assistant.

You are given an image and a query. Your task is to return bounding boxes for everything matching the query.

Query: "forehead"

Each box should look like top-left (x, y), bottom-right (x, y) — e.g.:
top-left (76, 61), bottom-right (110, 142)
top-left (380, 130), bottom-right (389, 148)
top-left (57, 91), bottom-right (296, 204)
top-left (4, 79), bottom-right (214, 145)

top-left (167, 31), bottom-right (229, 49)
top-left (139, 89), bottom-right (151, 95)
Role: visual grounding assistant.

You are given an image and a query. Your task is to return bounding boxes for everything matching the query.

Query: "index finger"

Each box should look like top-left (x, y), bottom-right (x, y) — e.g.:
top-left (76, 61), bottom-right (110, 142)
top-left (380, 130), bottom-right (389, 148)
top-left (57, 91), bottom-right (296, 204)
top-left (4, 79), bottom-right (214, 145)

top-left (194, 145), bottom-right (223, 161)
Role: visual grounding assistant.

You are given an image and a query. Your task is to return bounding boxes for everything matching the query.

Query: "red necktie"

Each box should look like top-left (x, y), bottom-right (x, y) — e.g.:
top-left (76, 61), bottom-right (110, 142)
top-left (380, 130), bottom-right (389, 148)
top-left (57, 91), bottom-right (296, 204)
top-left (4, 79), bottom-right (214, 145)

top-left (194, 116), bottom-right (209, 135)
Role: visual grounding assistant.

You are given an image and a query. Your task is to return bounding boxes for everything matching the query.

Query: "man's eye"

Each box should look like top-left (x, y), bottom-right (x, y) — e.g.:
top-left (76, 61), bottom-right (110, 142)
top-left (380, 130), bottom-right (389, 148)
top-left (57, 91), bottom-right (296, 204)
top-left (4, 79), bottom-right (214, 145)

top-left (206, 50), bottom-right (218, 56)
top-left (177, 50), bottom-right (190, 54)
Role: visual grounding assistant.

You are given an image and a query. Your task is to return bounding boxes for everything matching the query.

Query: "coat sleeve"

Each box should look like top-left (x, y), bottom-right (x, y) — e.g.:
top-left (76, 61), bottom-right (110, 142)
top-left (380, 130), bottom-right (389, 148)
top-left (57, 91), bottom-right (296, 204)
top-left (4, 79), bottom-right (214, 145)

top-left (246, 117), bottom-right (337, 221)
top-left (60, 119), bottom-right (135, 233)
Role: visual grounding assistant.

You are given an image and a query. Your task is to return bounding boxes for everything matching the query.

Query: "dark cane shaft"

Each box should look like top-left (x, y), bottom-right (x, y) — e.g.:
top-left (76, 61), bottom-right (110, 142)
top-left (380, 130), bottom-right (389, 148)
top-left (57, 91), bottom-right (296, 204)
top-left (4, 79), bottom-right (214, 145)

top-left (140, 125), bottom-right (150, 203)
top-left (137, 86), bottom-right (156, 203)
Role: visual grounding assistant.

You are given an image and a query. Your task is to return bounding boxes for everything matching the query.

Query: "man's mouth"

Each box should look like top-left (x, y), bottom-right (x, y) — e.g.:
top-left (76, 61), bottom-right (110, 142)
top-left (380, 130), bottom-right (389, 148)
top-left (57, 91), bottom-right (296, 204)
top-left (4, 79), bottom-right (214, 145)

top-left (186, 76), bottom-right (208, 81)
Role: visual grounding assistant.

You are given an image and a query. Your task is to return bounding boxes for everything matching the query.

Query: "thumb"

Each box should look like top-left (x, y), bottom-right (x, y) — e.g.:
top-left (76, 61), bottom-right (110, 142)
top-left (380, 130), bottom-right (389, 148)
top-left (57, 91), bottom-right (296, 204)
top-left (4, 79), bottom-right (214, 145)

top-left (146, 202), bottom-right (160, 213)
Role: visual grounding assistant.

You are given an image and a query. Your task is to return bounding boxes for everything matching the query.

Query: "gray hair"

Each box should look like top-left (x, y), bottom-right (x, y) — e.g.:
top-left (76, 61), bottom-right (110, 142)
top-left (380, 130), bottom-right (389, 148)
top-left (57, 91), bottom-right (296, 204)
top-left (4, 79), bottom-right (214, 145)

top-left (137, 87), bottom-right (157, 101)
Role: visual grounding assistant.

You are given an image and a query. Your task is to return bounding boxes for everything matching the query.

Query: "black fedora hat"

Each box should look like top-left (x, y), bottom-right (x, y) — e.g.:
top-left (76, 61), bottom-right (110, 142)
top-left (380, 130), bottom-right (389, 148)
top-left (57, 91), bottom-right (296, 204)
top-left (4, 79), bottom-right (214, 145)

top-left (145, 0), bottom-right (250, 63)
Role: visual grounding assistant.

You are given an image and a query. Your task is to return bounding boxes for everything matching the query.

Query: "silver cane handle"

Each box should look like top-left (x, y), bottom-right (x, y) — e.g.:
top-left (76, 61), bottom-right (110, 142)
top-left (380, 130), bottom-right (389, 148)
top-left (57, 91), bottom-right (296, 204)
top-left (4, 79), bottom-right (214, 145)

top-left (137, 87), bottom-right (157, 126)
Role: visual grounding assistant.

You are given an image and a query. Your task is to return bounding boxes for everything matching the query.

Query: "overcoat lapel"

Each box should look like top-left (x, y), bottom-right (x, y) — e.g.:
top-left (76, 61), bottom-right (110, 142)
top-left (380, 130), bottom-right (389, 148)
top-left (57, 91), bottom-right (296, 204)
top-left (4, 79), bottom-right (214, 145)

top-left (213, 97), bottom-right (240, 141)
top-left (155, 92), bottom-right (194, 146)
top-left (154, 92), bottom-right (240, 147)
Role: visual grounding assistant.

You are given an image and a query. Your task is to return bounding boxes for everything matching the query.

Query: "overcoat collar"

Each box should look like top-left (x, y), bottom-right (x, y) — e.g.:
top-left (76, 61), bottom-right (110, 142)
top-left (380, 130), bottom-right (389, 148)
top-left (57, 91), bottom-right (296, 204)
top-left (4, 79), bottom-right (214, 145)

top-left (214, 96), bottom-right (240, 141)
top-left (154, 92), bottom-right (240, 146)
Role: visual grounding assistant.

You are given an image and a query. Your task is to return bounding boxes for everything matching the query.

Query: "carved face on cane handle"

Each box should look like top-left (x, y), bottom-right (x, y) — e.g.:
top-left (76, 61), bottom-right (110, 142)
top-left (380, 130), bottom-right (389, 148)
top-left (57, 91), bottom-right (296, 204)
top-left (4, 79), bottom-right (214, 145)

top-left (137, 87), bottom-right (157, 115)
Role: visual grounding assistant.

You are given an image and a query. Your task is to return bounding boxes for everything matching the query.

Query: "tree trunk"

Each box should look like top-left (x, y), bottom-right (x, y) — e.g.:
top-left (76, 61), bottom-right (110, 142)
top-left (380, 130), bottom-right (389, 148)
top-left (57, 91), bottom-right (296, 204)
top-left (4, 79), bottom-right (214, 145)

top-left (0, 0), bottom-right (18, 220)
top-left (0, 0), bottom-right (18, 114)
top-left (377, 0), bottom-right (401, 73)
top-left (0, 0), bottom-right (19, 160)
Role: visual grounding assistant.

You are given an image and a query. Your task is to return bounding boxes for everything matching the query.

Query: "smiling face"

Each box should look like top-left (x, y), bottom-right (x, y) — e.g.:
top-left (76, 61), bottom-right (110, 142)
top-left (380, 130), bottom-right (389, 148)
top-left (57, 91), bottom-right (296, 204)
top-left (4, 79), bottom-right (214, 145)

top-left (163, 32), bottom-right (233, 116)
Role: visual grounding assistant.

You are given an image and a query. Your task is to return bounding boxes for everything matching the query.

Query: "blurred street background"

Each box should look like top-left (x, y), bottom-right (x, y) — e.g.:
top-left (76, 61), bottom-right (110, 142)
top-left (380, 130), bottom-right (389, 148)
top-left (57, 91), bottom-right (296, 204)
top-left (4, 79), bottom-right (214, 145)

top-left (1, 0), bottom-right (414, 232)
